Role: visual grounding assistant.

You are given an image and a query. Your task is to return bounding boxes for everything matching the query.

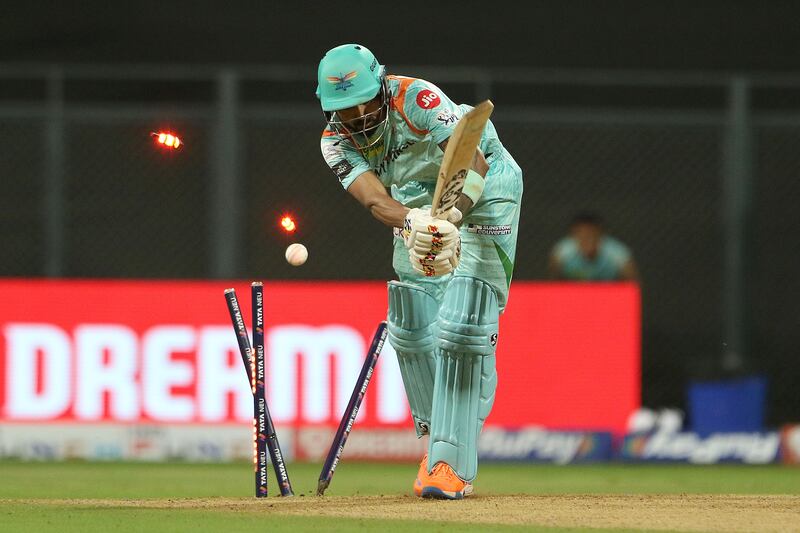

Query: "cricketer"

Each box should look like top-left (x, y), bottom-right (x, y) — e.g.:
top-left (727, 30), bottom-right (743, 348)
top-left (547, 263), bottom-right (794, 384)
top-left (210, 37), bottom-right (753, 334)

top-left (317, 44), bottom-right (523, 499)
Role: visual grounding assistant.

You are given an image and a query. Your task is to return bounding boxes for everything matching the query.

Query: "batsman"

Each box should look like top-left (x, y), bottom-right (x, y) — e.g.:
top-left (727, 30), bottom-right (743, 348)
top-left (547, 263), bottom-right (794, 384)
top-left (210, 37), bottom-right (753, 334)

top-left (317, 44), bottom-right (523, 499)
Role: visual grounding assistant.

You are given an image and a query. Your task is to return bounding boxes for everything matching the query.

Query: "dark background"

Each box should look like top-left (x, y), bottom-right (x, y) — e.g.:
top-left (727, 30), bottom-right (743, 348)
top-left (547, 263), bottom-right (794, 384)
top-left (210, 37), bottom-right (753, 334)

top-left (3, 1), bottom-right (800, 70)
top-left (2, 1), bottom-right (798, 427)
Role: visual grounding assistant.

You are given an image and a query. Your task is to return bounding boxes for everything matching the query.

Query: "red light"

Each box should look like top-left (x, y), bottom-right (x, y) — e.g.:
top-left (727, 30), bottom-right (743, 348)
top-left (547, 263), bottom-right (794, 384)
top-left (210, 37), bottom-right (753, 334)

top-left (280, 216), bottom-right (297, 233)
top-left (151, 131), bottom-right (183, 149)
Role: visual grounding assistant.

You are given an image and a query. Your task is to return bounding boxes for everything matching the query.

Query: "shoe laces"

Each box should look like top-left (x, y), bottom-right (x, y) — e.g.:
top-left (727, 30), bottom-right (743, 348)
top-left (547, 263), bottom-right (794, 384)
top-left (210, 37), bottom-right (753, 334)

top-left (432, 462), bottom-right (462, 484)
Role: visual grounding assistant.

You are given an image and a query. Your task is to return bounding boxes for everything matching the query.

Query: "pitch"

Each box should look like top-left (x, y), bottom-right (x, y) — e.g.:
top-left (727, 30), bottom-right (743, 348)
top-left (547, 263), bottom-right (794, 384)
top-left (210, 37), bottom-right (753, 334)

top-left (1, 462), bottom-right (798, 532)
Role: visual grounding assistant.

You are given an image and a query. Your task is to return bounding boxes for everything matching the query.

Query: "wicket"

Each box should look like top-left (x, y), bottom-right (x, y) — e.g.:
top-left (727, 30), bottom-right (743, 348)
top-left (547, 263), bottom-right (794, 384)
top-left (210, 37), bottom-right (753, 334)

top-left (224, 284), bottom-right (294, 498)
top-left (317, 321), bottom-right (388, 496)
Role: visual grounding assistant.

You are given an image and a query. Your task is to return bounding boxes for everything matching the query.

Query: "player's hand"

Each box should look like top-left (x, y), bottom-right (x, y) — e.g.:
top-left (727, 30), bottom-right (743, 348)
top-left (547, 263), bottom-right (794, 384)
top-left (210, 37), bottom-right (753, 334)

top-left (444, 206), bottom-right (463, 226)
top-left (416, 205), bottom-right (463, 226)
top-left (403, 208), bottom-right (461, 277)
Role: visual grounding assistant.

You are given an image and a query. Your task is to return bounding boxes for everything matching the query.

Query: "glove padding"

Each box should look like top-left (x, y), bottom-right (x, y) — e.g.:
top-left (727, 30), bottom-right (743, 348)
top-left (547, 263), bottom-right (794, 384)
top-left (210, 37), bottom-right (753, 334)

top-left (403, 208), bottom-right (461, 277)
top-left (443, 206), bottom-right (463, 226)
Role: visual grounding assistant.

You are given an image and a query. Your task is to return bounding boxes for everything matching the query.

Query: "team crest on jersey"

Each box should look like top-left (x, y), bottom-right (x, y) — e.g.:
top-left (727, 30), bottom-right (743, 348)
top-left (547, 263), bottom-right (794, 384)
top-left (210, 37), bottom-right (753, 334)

top-left (416, 90), bottom-right (440, 109)
top-left (327, 71), bottom-right (358, 91)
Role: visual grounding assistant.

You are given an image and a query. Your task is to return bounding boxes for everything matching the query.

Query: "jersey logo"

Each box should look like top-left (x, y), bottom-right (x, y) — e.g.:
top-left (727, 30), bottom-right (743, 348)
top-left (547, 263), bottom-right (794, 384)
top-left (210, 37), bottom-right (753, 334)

top-left (331, 159), bottom-right (354, 181)
top-left (436, 109), bottom-right (458, 126)
top-left (376, 140), bottom-right (416, 176)
top-left (327, 71), bottom-right (358, 91)
top-left (416, 90), bottom-right (440, 109)
top-left (466, 223), bottom-right (512, 235)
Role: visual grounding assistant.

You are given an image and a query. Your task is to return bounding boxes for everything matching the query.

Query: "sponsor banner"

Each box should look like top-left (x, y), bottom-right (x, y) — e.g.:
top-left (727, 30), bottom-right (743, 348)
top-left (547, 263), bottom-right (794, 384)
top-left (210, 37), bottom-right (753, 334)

top-left (478, 427), bottom-right (613, 464)
top-left (297, 427), bottom-right (611, 464)
top-left (494, 283), bottom-right (640, 434)
top-left (0, 423), bottom-right (275, 462)
top-left (0, 280), bottom-right (640, 434)
top-left (0, 424), bottom-right (608, 464)
top-left (780, 425), bottom-right (800, 464)
top-left (620, 431), bottom-right (781, 464)
top-left (297, 427), bottom-right (427, 462)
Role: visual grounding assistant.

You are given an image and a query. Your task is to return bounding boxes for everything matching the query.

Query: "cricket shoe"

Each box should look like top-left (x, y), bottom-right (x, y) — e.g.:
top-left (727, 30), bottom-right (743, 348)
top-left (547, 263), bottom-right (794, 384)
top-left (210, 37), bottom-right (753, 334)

top-left (413, 454), bottom-right (473, 500)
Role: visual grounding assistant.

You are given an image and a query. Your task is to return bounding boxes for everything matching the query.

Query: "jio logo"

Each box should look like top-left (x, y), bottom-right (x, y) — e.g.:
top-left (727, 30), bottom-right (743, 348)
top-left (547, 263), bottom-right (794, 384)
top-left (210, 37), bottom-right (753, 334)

top-left (416, 90), bottom-right (440, 109)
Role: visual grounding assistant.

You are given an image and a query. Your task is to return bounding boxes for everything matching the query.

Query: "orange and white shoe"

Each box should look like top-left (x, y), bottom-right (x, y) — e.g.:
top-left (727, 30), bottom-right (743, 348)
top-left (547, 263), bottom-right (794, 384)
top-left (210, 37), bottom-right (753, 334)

top-left (413, 454), bottom-right (428, 497)
top-left (413, 454), bottom-right (473, 500)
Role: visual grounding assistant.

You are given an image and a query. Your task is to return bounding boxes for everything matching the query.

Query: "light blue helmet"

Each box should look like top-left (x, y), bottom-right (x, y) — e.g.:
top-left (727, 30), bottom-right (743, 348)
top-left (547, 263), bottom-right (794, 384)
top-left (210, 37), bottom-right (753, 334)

top-left (316, 44), bottom-right (385, 112)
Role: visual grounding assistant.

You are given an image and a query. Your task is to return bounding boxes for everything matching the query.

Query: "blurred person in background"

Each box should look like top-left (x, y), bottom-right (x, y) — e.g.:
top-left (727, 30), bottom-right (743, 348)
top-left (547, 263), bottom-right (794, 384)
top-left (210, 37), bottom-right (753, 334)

top-left (316, 43), bottom-right (523, 499)
top-left (548, 211), bottom-right (639, 282)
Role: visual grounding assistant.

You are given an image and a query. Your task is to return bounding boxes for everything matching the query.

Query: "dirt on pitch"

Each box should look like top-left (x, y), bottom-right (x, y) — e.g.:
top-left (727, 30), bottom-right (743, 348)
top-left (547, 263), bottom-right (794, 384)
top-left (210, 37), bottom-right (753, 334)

top-left (14, 494), bottom-right (800, 532)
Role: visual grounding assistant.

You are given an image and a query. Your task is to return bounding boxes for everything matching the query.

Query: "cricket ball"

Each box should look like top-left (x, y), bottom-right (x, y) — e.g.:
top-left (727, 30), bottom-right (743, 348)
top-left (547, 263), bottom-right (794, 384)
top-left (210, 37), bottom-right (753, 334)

top-left (285, 243), bottom-right (308, 266)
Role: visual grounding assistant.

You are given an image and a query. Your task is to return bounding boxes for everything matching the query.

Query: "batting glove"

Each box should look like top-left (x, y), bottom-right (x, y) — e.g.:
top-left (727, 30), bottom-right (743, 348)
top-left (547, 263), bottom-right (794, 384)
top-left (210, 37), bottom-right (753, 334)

top-left (403, 208), bottom-right (461, 277)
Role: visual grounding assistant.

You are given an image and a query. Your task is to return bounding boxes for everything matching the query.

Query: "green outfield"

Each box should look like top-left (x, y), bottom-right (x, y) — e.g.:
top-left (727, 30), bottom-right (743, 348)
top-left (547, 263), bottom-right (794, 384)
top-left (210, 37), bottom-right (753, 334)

top-left (1, 461), bottom-right (798, 532)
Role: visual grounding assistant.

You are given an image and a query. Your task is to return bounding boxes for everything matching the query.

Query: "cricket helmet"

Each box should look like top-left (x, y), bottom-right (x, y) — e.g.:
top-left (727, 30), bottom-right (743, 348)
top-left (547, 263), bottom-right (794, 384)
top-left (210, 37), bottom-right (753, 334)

top-left (316, 44), bottom-right (385, 111)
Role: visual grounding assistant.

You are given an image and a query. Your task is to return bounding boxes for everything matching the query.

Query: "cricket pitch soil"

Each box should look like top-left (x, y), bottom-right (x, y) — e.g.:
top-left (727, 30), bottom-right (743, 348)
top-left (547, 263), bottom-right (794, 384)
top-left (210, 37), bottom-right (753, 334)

top-left (17, 494), bottom-right (800, 532)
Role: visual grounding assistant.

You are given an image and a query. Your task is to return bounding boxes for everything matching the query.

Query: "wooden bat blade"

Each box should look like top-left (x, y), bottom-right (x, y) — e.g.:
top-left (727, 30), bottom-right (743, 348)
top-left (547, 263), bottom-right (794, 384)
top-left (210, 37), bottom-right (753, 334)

top-left (430, 100), bottom-right (494, 219)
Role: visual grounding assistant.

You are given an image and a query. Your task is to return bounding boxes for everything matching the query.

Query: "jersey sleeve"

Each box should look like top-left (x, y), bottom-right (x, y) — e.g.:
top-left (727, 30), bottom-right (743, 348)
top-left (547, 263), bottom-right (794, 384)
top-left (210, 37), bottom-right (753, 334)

top-left (400, 79), bottom-right (463, 145)
top-left (605, 237), bottom-right (633, 267)
top-left (320, 129), bottom-right (371, 190)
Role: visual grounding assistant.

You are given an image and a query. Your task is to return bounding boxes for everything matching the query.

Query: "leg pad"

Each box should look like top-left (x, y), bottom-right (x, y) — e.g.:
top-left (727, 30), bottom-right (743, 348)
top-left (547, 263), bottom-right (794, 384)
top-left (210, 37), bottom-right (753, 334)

top-left (428, 276), bottom-right (499, 481)
top-left (387, 281), bottom-right (439, 437)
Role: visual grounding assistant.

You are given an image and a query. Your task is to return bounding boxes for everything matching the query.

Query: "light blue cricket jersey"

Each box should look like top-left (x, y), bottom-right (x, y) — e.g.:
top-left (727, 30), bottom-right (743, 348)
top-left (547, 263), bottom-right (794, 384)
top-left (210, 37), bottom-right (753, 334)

top-left (319, 74), bottom-right (524, 311)
top-left (319, 75), bottom-right (506, 206)
top-left (553, 236), bottom-right (632, 281)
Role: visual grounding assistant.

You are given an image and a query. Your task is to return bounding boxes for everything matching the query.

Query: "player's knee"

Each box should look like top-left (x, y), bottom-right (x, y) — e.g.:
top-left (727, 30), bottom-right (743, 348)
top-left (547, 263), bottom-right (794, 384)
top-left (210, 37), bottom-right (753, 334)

top-left (437, 276), bottom-right (499, 356)
top-left (386, 281), bottom-right (439, 352)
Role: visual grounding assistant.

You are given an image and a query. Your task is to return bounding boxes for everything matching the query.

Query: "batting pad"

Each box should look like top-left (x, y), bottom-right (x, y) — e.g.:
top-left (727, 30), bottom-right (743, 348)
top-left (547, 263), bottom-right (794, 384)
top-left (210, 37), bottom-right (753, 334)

top-left (428, 276), bottom-right (499, 482)
top-left (387, 281), bottom-right (439, 437)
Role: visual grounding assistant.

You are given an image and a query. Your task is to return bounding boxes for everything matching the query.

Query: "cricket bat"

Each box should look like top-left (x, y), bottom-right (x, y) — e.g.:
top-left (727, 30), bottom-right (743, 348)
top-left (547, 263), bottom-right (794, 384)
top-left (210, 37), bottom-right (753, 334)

top-left (430, 100), bottom-right (494, 219)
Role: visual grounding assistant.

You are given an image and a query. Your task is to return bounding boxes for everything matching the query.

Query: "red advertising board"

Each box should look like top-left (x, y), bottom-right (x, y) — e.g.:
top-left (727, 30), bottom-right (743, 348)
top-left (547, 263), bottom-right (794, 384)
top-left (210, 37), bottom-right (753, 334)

top-left (0, 280), bottom-right (639, 434)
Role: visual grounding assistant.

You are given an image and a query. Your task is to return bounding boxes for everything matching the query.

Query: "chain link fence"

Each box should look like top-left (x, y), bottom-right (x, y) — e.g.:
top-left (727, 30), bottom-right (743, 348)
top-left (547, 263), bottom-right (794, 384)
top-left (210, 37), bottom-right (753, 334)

top-left (503, 120), bottom-right (725, 410)
top-left (752, 124), bottom-right (800, 425)
top-left (0, 120), bottom-right (43, 276)
top-left (1, 66), bottom-right (798, 425)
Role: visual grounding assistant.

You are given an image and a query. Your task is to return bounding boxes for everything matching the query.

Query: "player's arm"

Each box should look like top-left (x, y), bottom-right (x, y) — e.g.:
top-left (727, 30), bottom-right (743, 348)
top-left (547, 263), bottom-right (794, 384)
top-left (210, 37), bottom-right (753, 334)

top-left (347, 170), bottom-right (409, 228)
top-left (348, 167), bottom-right (461, 278)
top-left (437, 139), bottom-right (489, 215)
